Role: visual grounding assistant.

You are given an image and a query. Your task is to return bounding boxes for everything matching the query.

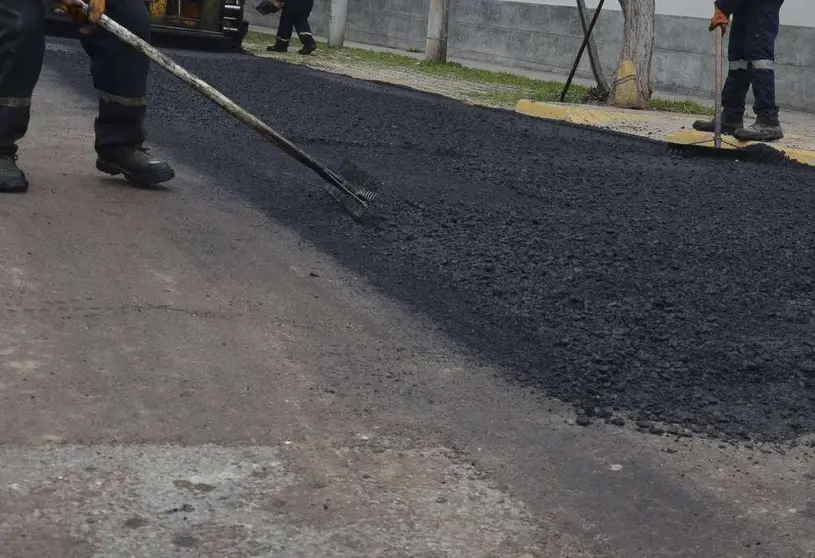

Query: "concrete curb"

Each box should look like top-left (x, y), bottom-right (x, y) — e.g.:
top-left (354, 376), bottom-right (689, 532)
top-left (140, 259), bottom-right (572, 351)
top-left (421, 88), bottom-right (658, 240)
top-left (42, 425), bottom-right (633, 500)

top-left (515, 99), bottom-right (649, 127)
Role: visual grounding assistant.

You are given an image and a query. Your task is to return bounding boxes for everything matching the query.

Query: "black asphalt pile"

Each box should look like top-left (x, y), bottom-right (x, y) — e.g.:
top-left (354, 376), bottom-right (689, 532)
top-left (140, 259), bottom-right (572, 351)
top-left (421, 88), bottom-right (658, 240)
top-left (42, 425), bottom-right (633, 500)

top-left (45, 41), bottom-right (815, 443)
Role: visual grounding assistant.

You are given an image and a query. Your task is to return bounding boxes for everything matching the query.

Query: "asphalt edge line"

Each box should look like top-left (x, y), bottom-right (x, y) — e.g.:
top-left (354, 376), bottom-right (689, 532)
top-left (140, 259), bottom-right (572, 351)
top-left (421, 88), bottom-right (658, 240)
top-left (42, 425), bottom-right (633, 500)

top-left (242, 27), bottom-right (815, 169)
top-left (241, 39), bottom-right (814, 166)
top-left (517, 99), bottom-right (815, 168)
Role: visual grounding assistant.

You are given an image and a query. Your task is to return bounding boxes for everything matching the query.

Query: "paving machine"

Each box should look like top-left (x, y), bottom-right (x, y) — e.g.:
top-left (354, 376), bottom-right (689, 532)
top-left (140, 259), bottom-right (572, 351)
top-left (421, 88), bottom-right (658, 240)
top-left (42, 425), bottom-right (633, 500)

top-left (46, 0), bottom-right (249, 50)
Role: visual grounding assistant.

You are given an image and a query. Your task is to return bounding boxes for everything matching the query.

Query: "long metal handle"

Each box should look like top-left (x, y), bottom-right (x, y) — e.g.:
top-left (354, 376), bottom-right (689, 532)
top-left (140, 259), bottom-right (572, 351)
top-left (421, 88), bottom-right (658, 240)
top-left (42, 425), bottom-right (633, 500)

top-left (70, 1), bottom-right (365, 204)
top-left (560, 0), bottom-right (606, 103)
top-left (714, 25), bottom-right (724, 149)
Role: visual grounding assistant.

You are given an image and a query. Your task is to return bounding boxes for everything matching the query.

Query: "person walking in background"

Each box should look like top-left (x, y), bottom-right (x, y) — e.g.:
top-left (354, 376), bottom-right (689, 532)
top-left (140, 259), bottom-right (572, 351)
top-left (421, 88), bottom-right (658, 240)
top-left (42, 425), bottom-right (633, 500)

top-left (266, 0), bottom-right (317, 55)
top-left (693, 0), bottom-right (786, 142)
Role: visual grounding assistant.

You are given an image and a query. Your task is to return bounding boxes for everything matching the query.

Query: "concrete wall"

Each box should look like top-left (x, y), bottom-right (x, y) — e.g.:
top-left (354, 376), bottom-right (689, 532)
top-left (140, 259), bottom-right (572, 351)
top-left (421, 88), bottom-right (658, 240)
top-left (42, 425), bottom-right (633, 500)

top-left (521, 0), bottom-right (815, 28)
top-left (246, 0), bottom-right (815, 113)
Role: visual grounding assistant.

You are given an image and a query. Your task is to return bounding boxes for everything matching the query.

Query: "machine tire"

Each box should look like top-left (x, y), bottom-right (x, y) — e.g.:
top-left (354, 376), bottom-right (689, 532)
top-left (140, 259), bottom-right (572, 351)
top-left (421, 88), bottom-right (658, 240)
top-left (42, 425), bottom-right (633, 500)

top-left (219, 21), bottom-right (249, 52)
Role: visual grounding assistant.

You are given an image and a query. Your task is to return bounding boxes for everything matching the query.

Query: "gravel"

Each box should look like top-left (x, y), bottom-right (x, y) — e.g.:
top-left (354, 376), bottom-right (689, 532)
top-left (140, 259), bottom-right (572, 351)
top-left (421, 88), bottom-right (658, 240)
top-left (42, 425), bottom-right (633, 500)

top-left (44, 39), bottom-right (815, 443)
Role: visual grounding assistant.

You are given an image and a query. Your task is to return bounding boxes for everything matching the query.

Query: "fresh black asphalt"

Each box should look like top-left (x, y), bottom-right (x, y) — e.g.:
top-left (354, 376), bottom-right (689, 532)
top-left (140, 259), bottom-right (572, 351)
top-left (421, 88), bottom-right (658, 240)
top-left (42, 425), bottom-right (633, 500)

top-left (43, 38), bottom-right (815, 444)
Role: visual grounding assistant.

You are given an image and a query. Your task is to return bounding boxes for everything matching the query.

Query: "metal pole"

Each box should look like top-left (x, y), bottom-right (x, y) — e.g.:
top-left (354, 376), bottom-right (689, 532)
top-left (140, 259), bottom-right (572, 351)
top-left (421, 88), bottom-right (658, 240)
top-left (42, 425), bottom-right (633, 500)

top-left (328, 0), bottom-right (348, 48)
top-left (425, 0), bottom-right (449, 62)
top-left (576, 0), bottom-right (609, 95)
top-left (560, 0), bottom-right (606, 102)
top-left (714, 25), bottom-right (724, 149)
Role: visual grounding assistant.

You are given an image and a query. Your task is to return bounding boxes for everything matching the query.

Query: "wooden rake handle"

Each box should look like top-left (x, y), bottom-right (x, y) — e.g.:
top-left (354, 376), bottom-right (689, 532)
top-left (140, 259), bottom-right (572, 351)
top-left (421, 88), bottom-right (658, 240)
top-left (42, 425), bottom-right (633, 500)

top-left (714, 25), bottom-right (724, 149)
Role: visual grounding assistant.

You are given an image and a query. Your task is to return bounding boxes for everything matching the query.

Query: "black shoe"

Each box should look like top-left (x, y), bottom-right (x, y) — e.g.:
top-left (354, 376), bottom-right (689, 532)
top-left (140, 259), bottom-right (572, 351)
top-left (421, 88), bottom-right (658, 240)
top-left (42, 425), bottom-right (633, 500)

top-left (96, 146), bottom-right (175, 187)
top-left (0, 153), bottom-right (29, 193)
top-left (691, 117), bottom-right (742, 135)
top-left (298, 40), bottom-right (317, 55)
top-left (733, 121), bottom-right (784, 142)
top-left (267, 40), bottom-right (289, 53)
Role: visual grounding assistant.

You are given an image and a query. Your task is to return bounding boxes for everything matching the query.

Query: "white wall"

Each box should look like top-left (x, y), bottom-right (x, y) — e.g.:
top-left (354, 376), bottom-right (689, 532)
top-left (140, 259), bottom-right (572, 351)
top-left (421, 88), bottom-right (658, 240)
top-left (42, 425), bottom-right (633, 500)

top-left (510, 0), bottom-right (815, 28)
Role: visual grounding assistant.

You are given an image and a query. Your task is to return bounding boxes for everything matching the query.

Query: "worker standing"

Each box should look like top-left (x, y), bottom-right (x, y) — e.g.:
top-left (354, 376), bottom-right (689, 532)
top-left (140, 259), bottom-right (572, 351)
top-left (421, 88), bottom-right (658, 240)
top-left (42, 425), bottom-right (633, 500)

top-left (266, 0), bottom-right (317, 55)
top-left (0, 0), bottom-right (175, 193)
top-left (693, 0), bottom-right (785, 142)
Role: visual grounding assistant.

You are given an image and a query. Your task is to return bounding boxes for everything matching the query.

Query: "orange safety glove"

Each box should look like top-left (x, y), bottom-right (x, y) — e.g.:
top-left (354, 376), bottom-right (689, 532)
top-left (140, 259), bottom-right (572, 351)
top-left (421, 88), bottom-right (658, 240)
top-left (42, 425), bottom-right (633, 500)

top-left (708, 7), bottom-right (729, 33)
top-left (59, 0), bottom-right (105, 30)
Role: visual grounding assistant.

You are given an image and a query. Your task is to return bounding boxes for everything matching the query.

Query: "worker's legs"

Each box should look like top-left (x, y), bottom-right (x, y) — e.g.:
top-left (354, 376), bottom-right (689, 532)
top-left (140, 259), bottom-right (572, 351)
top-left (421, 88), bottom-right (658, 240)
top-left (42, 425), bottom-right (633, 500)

top-left (80, 0), bottom-right (174, 185)
top-left (268, 9), bottom-right (295, 51)
top-left (79, 0), bottom-right (149, 152)
top-left (747, 0), bottom-right (783, 123)
top-left (692, 4), bottom-right (751, 134)
top-left (0, 0), bottom-right (45, 152)
top-left (0, 0), bottom-right (45, 192)
top-left (734, 0), bottom-right (784, 141)
top-left (293, 8), bottom-right (316, 54)
top-left (721, 5), bottom-right (752, 125)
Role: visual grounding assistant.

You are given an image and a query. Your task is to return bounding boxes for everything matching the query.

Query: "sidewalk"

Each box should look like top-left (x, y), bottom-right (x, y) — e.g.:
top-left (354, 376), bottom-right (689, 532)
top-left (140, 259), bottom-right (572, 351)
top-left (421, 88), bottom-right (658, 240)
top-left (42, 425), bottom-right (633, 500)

top-left (247, 23), bottom-right (815, 167)
top-left (247, 24), bottom-right (601, 89)
top-left (246, 24), bottom-right (693, 102)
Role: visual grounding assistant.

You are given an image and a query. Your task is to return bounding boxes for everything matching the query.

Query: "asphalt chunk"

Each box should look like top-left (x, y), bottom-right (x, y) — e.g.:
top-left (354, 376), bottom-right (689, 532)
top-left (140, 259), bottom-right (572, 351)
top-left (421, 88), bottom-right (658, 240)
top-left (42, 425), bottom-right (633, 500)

top-left (43, 39), bottom-right (815, 443)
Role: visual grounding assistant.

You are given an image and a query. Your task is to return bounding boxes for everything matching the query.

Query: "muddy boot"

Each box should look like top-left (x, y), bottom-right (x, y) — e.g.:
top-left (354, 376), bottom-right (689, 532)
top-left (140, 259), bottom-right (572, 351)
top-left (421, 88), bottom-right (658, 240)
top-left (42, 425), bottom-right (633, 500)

top-left (266, 39), bottom-right (289, 53)
top-left (96, 146), bottom-right (175, 187)
top-left (298, 36), bottom-right (317, 55)
top-left (733, 119), bottom-right (784, 142)
top-left (0, 153), bottom-right (29, 193)
top-left (692, 116), bottom-right (743, 135)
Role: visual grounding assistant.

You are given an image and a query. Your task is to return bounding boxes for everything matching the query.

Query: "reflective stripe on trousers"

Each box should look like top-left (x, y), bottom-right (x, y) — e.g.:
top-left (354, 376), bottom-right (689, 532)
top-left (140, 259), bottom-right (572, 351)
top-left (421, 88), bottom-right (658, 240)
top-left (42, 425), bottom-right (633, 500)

top-left (0, 97), bottom-right (31, 108)
top-left (729, 60), bottom-right (774, 72)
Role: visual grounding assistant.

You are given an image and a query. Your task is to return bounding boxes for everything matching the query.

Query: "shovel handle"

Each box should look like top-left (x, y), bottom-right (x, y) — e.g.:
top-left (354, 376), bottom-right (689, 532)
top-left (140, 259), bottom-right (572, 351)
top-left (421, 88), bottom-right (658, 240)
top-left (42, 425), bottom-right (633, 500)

top-left (714, 25), bottom-right (724, 149)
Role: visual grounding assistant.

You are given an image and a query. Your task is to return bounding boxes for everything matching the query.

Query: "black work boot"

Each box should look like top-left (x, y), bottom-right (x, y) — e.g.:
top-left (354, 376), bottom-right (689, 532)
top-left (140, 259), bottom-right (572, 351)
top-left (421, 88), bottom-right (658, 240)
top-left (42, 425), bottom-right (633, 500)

top-left (267, 39), bottom-right (289, 53)
top-left (733, 119), bottom-right (784, 142)
top-left (96, 146), bottom-right (175, 187)
top-left (692, 116), bottom-right (743, 135)
top-left (298, 36), bottom-right (317, 55)
top-left (0, 153), bottom-right (29, 193)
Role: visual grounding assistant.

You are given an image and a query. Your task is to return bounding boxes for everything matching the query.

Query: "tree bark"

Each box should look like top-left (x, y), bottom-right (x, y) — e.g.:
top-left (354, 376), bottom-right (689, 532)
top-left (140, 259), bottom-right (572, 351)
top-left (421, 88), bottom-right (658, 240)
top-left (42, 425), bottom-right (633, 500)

top-left (609, 0), bottom-right (655, 109)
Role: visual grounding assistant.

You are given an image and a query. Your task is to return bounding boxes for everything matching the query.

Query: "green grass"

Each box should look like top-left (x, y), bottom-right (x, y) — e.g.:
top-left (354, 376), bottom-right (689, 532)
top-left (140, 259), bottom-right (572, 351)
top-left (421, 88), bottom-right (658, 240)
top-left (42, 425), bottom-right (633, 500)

top-left (413, 60), bottom-right (591, 104)
top-left (243, 30), bottom-right (713, 114)
top-left (647, 97), bottom-right (715, 116)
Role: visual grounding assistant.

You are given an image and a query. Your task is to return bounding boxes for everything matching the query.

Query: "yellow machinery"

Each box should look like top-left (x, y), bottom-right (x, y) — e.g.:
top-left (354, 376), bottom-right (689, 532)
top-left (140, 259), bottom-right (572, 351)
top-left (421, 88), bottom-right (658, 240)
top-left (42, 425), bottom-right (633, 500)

top-left (46, 0), bottom-right (249, 50)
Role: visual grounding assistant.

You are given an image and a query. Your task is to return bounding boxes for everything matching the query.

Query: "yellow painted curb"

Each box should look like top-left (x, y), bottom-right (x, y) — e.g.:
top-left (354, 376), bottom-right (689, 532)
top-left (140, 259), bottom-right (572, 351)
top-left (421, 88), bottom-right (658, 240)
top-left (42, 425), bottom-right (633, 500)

top-left (779, 147), bottom-right (815, 166)
top-left (518, 99), bottom-right (815, 168)
top-left (665, 130), bottom-right (815, 166)
top-left (664, 130), bottom-right (748, 150)
top-left (516, 99), bottom-right (646, 126)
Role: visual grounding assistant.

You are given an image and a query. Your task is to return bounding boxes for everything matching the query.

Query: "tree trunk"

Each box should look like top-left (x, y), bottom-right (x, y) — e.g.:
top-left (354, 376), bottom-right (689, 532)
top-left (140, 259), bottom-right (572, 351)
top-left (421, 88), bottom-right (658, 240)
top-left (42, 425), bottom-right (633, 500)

top-left (609, 0), bottom-right (655, 109)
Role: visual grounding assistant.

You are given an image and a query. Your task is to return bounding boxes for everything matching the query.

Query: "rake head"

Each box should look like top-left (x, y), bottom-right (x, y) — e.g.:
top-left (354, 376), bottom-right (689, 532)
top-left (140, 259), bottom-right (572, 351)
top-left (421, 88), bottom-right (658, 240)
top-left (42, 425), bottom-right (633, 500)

top-left (323, 159), bottom-right (383, 219)
top-left (666, 140), bottom-right (792, 165)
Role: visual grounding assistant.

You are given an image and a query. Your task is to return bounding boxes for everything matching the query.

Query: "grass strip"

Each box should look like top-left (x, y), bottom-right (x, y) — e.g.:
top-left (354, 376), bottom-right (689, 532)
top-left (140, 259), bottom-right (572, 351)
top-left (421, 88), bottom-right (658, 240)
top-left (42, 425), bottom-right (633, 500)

top-left (243, 31), bottom-right (714, 116)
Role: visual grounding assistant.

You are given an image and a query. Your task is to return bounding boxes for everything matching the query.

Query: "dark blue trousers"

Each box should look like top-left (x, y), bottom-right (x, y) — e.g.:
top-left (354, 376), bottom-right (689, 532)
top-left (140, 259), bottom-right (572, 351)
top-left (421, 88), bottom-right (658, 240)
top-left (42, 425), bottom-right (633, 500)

top-left (719, 0), bottom-right (784, 124)
top-left (0, 0), bottom-right (152, 154)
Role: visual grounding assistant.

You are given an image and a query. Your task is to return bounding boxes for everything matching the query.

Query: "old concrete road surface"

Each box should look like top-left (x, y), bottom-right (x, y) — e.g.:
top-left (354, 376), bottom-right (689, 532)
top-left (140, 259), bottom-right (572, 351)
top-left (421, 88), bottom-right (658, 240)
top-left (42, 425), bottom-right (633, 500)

top-left (1, 37), bottom-right (814, 557)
